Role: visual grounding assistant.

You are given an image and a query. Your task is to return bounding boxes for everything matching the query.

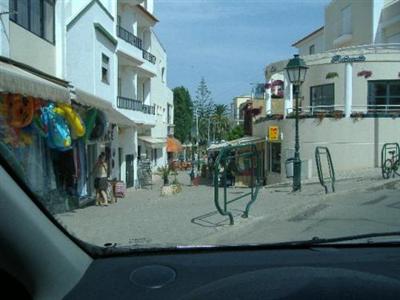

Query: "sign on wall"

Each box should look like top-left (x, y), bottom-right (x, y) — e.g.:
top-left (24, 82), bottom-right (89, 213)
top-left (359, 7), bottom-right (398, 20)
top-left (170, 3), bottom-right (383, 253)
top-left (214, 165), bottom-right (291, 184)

top-left (331, 55), bottom-right (366, 64)
top-left (269, 126), bottom-right (279, 141)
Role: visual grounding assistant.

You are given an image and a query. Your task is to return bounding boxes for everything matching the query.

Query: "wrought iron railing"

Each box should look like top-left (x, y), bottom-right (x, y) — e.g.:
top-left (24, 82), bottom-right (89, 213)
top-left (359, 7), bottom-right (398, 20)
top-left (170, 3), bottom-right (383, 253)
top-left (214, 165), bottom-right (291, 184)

top-left (143, 49), bottom-right (156, 64)
top-left (142, 103), bottom-right (155, 115)
top-left (117, 25), bottom-right (142, 50)
top-left (117, 96), bottom-right (155, 115)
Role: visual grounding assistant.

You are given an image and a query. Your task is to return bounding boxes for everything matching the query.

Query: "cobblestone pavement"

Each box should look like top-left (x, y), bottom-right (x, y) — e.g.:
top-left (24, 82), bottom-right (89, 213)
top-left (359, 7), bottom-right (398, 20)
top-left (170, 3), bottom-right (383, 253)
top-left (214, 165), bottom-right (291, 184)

top-left (56, 168), bottom-right (400, 248)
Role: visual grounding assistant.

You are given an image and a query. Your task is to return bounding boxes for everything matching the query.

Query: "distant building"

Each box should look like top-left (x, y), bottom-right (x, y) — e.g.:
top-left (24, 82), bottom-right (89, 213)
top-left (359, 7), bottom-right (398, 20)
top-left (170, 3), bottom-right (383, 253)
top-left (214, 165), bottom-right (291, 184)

top-left (255, 0), bottom-right (400, 185)
top-left (231, 95), bottom-right (251, 125)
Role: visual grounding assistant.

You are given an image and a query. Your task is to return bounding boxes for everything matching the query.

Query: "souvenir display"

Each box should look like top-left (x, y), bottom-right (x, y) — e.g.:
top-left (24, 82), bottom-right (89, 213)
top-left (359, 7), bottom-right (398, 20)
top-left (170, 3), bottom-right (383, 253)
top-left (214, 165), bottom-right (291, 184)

top-left (54, 103), bottom-right (85, 139)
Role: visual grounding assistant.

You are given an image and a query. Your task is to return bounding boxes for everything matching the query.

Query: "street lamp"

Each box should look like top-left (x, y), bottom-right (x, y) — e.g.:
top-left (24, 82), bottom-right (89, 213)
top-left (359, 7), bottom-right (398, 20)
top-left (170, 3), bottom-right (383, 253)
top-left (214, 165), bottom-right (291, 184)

top-left (285, 54), bottom-right (308, 192)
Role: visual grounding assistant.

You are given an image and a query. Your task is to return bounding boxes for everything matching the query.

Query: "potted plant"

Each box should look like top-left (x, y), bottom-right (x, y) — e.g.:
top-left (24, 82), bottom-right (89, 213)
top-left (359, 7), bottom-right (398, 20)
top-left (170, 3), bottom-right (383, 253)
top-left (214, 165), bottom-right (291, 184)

top-left (157, 165), bottom-right (171, 186)
top-left (332, 110), bottom-right (344, 120)
top-left (351, 111), bottom-right (365, 121)
top-left (326, 72), bottom-right (339, 79)
top-left (315, 111), bottom-right (326, 122)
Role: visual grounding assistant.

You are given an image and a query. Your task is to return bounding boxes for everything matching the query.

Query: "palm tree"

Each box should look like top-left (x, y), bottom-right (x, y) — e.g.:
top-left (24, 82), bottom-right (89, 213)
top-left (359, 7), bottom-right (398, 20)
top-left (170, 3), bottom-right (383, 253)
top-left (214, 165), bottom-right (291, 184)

top-left (211, 104), bottom-right (230, 142)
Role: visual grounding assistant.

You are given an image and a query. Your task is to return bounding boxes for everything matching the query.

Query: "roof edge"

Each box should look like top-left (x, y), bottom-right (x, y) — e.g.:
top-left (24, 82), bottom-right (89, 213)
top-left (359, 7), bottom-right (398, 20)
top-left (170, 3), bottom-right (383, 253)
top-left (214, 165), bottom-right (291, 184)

top-left (292, 26), bottom-right (324, 47)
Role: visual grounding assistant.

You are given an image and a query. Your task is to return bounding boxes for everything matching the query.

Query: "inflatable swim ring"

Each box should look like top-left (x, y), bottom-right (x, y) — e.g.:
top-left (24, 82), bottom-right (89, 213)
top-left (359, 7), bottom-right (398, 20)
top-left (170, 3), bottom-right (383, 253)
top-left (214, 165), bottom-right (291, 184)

top-left (54, 103), bottom-right (85, 139)
top-left (41, 104), bottom-right (72, 151)
top-left (5, 94), bottom-right (34, 128)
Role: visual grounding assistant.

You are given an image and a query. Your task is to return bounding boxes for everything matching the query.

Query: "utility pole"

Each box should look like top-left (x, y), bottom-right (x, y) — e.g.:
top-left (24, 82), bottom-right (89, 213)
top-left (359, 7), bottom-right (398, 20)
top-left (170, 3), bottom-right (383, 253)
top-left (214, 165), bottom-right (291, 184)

top-left (196, 108), bottom-right (200, 171)
top-left (207, 117), bottom-right (210, 145)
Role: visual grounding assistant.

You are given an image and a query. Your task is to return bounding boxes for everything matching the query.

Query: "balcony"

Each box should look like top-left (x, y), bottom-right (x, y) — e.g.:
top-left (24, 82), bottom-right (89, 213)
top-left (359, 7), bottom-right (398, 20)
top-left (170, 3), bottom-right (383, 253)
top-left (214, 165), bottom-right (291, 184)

top-left (117, 25), bottom-right (142, 50)
top-left (143, 49), bottom-right (156, 64)
top-left (117, 96), bottom-right (155, 115)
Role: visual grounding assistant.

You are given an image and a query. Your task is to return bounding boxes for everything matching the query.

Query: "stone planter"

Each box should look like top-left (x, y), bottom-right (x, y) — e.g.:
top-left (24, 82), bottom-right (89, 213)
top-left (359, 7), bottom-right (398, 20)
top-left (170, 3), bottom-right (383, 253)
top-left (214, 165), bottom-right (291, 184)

top-left (161, 184), bottom-right (182, 196)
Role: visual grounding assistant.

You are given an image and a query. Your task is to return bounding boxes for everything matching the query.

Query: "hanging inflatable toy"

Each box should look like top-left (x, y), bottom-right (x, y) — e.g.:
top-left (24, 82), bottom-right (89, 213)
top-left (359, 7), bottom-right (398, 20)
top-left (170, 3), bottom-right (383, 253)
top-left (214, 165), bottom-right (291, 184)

top-left (32, 115), bottom-right (48, 138)
top-left (90, 110), bottom-right (109, 141)
top-left (40, 103), bottom-right (72, 151)
top-left (4, 94), bottom-right (34, 128)
top-left (83, 108), bottom-right (97, 142)
top-left (54, 103), bottom-right (86, 139)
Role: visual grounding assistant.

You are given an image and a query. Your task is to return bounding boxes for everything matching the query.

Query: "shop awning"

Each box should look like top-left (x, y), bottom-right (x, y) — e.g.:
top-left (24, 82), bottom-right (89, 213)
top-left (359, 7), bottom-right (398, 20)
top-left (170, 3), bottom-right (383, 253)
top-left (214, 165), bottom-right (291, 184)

top-left (138, 136), bottom-right (166, 149)
top-left (0, 58), bottom-right (70, 103)
top-left (166, 137), bottom-right (183, 153)
top-left (73, 88), bottom-right (135, 127)
top-left (207, 136), bottom-right (265, 152)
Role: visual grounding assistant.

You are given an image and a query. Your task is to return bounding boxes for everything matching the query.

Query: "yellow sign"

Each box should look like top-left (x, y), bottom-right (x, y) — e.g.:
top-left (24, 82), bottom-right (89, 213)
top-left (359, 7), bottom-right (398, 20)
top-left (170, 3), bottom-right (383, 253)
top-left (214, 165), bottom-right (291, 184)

top-left (269, 126), bottom-right (279, 141)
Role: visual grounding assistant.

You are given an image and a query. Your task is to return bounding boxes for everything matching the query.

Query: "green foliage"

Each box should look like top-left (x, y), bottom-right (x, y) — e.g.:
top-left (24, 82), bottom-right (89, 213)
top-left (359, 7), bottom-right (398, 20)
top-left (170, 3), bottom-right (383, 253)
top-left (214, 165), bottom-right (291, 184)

top-left (226, 125), bottom-right (244, 141)
top-left (173, 87), bottom-right (193, 143)
top-left (156, 165), bottom-right (171, 181)
top-left (193, 78), bottom-right (215, 143)
top-left (211, 104), bottom-right (230, 142)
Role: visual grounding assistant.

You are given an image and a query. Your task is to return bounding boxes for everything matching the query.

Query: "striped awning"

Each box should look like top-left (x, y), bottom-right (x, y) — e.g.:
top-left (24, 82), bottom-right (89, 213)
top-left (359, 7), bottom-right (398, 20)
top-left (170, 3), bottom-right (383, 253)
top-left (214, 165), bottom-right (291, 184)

top-left (0, 59), bottom-right (70, 103)
top-left (166, 137), bottom-right (183, 153)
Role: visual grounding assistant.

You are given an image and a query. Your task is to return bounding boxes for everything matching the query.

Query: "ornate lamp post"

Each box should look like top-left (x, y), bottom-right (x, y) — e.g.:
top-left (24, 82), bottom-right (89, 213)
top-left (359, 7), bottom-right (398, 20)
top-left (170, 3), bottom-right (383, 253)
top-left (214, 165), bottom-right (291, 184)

top-left (285, 54), bottom-right (308, 192)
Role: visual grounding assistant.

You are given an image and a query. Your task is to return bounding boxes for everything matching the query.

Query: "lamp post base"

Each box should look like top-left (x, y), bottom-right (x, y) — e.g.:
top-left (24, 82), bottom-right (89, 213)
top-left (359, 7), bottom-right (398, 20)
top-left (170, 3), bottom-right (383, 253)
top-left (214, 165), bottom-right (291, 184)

top-left (292, 159), bottom-right (301, 192)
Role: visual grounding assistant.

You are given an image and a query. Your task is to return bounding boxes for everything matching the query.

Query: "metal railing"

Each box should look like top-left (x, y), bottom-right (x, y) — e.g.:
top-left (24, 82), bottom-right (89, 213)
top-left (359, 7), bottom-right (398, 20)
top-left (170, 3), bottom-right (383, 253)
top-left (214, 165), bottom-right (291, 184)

top-left (117, 96), bottom-right (155, 115)
top-left (143, 49), bottom-right (156, 64)
top-left (117, 25), bottom-right (142, 49)
top-left (353, 104), bottom-right (400, 113)
top-left (283, 105), bottom-right (345, 115)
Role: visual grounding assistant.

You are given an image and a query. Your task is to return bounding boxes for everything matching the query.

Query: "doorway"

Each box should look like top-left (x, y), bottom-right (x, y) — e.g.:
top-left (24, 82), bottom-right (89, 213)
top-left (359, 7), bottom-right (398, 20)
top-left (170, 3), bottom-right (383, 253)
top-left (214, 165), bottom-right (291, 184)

top-left (126, 154), bottom-right (134, 188)
top-left (87, 144), bottom-right (97, 196)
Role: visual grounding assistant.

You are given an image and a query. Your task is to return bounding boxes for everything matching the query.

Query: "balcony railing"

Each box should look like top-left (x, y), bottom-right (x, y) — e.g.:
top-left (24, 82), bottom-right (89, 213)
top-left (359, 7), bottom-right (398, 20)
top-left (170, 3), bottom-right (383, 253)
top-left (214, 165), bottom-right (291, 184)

top-left (117, 25), bottom-right (142, 50)
top-left (117, 96), bottom-right (155, 115)
top-left (142, 103), bottom-right (155, 115)
top-left (143, 49), bottom-right (156, 64)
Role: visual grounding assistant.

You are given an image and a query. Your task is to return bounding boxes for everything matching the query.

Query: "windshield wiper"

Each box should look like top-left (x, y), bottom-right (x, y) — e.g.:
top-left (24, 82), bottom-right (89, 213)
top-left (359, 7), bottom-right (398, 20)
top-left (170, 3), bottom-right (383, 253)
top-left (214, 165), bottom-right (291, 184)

top-left (273, 231), bottom-right (400, 247)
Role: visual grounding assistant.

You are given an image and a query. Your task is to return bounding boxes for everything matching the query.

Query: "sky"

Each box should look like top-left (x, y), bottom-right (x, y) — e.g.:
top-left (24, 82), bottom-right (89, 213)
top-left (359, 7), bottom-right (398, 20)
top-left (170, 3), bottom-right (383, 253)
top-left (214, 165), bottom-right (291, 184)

top-left (154, 0), bottom-right (330, 105)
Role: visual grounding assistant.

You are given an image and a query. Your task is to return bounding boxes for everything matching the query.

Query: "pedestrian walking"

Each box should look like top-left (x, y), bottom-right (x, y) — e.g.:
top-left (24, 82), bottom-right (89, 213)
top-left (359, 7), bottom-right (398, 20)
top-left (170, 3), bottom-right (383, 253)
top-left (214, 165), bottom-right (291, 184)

top-left (93, 152), bottom-right (109, 206)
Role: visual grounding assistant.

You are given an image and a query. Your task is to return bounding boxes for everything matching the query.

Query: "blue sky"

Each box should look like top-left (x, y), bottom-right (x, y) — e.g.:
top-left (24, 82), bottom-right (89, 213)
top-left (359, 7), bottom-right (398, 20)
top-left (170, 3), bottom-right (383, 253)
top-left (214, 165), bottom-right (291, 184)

top-left (154, 0), bottom-right (330, 104)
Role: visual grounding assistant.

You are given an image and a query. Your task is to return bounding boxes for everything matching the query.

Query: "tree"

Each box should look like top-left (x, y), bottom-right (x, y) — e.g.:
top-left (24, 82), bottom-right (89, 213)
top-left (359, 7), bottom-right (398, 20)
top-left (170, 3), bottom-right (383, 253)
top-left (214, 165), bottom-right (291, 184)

top-left (193, 78), bottom-right (214, 143)
top-left (173, 87), bottom-right (193, 143)
top-left (211, 104), bottom-right (230, 142)
top-left (226, 125), bottom-right (244, 141)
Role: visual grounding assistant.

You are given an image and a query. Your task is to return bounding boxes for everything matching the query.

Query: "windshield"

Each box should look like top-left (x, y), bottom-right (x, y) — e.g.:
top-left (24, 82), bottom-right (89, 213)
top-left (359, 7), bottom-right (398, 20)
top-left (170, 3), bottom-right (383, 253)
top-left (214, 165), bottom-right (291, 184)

top-left (1, 0), bottom-right (400, 252)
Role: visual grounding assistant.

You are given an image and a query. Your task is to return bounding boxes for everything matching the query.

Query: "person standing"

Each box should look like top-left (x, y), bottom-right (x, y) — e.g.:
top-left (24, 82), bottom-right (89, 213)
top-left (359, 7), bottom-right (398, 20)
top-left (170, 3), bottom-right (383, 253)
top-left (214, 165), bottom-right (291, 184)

top-left (93, 152), bottom-right (109, 206)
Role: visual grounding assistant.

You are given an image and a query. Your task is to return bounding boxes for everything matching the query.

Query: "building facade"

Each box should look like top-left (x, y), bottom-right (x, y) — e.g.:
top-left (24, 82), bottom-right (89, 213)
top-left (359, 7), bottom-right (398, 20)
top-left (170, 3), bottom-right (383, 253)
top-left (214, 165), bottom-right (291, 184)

top-left (0, 0), bottom-right (173, 189)
top-left (256, 0), bottom-right (400, 184)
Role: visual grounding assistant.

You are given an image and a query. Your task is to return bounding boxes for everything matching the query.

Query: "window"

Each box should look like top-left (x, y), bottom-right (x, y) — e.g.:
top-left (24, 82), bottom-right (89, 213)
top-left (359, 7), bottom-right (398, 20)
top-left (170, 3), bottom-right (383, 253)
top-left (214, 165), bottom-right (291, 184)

top-left (101, 54), bottom-right (110, 84)
top-left (368, 81), bottom-right (400, 112)
top-left (161, 67), bottom-right (166, 83)
top-left (9, 0), bottom-right (55, 43)
top-left (167, 104), bottom-right (172, 124)
top-left (310, 84), bottom-right (335, 111)
top-left (309, 44), bottom-right (315, 55)
top-left (340, 5), bottom-right (351, 35)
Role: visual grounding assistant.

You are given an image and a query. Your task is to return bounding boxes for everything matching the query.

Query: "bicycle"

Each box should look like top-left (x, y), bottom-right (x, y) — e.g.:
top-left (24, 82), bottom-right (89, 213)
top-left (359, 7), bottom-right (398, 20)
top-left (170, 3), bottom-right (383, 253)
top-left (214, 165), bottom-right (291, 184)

top-left (382, 150), bottom-right (400, 179)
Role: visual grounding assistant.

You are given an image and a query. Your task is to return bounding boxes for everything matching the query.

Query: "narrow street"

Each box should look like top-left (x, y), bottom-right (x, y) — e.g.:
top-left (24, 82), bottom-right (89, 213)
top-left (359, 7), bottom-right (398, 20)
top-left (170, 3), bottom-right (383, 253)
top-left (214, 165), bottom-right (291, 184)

top-left (56, 169), bottom-right (400, 248)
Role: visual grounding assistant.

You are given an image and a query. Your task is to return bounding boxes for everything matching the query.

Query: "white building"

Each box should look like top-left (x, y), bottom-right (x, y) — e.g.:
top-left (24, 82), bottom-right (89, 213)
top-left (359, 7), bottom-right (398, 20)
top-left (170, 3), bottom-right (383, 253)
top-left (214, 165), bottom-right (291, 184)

top-left (0, 0), bottom-right (173, 189)
top-left (256, 0), bottom-right (400, 184)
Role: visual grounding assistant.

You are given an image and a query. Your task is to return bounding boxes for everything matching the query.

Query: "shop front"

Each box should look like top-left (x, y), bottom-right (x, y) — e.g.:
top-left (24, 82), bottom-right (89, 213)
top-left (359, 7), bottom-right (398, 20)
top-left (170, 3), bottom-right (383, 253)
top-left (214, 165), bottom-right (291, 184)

top-left (0, 57), bottom-right (135, 212)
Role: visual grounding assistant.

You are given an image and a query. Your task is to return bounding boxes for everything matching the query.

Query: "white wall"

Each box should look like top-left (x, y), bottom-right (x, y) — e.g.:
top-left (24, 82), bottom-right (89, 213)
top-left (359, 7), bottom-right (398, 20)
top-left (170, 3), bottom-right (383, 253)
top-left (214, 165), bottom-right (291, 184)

top-left (66, 1), bottom-right (116, 103)
top-left (0, 0), bottom-right (10, 57)
top-left (9, 22), bottom-right (56, 76)
top-left (148, 31), bottom-right (173, 139)
top-left (254, 117), bottom-right (400, 183)
top-left (297, 32), bottom-right (325, 56)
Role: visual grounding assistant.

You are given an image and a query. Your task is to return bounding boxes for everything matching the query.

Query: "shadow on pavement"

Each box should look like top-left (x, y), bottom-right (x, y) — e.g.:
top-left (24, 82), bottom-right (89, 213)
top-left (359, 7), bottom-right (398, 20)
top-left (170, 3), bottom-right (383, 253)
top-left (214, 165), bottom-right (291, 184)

top-left (191, 209), bottom-right (244, 227)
